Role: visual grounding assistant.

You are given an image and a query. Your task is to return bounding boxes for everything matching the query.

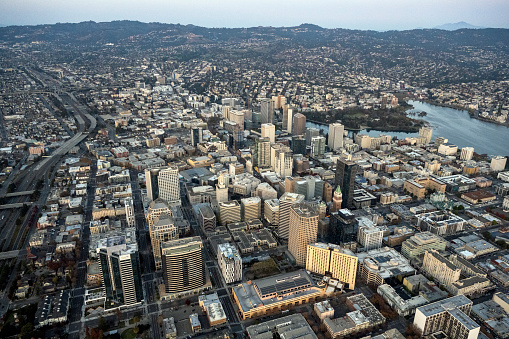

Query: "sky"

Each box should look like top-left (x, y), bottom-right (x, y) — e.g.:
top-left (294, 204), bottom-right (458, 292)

top-left (1, 0), bottom-right (508, 31)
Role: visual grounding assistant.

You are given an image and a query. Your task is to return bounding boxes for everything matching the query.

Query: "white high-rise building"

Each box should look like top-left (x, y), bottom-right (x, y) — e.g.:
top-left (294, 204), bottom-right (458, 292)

top-left (328, 123), bottom-right (344, 151)
top-left (278, 192), bottom-right (305, 239)
top-left (260, 98), bottom-right (274, 124)
top-left (419, 127), bottom-right (433, 144)
top-left (271, 143), bottom-right (293, 178)
top-left (491, 156), bottom-right (507, 172)
top-left (255, 137), bottom-right (272, 169)
top-left (460, 147), bottom-right (474, 161)
top-left (217, 243), bottom-right (242, 284)
top-left (261, 123), bottom-right (276, 143)
top-left (145, 166), bottom-right (181, 206)
top-left (124, 197), bottom-right (136, 228)
top-left (357, 222), bottom-right (384, 251)
top-left (230, 110), bottom-right (245, 130)
top-left (283, 105), bottom-right (293, 134)
top-left (158, 166), bottom-right (180, 205)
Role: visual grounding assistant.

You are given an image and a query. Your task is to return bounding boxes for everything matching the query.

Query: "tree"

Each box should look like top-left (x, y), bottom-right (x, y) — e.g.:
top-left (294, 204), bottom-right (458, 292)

top-left (185, 298), bottom-right (191, 306)
top-left (405, 323), bottom-right (422, 339)
top-left (133, 326), bottom-right (139, 334)
top-left (20, 322), bottom-right (34, 336)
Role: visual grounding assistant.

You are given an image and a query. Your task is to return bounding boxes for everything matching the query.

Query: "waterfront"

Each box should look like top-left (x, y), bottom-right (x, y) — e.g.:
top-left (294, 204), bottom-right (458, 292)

top-left (306, 101), bottom-right (509, 156)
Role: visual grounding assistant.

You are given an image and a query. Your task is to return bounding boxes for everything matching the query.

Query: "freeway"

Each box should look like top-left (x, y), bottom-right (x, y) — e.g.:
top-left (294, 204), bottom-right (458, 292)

top-left (1, 191), bottom-right (34, 198)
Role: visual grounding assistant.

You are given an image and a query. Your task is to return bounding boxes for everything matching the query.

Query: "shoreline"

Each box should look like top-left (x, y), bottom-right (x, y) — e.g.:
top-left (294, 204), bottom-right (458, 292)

top-left (409, 98), bottom-right (509, 128)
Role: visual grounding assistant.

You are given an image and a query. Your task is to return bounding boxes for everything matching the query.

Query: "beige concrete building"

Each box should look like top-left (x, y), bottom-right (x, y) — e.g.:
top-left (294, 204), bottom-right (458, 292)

top-left (288, 204), bottom-right (319, 267)
top-left (161, 237), bottom-right (207, 296)
top-left (401, 232), bottom-right (447, 259)
top-left (422, 250), bottom-right (461, 287)
top-left (306, 243), bottom-right (357, 290)
top-left (413, 295), bottom-right (479, 339)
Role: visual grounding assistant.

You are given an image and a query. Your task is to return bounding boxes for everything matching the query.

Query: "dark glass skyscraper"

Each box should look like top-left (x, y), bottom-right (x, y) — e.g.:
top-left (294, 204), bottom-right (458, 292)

top-left (335, 158), bottom-right (359, 209)
top-left (291, 135), bottom-right (306, 155)
top-left (327, 210), bottom-right (358, 246)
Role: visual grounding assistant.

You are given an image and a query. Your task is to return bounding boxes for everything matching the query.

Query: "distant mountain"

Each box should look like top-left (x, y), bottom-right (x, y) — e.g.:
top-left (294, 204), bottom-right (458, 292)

top-left (434, 22), bottom-right (484, 30)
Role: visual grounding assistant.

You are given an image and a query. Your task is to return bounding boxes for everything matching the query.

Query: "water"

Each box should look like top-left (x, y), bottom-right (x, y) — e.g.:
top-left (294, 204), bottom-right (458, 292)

top-left (305, 100), bottom-right (509, 156)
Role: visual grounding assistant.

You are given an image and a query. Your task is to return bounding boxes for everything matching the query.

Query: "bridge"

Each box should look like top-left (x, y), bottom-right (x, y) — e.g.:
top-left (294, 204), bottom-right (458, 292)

top-left (1, 191), bottom-right (34, 198)
top-left (0, 250), bottom-right (22, 260)
top-left (0, 203), bottom-right (32, 210)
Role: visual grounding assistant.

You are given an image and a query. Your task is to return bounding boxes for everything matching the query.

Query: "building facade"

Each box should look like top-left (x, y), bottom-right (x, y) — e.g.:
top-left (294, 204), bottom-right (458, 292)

top-left (288, 204), bottom-right (319, 266)
top-left (217, 243), bottom-right (242, 284)
top-left (306, 243), bottom-right (357, 289)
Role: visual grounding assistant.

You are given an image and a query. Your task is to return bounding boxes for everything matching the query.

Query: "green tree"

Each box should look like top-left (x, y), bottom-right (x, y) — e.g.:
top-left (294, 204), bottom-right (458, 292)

top-left (20, 322), bottom-right (34, 336)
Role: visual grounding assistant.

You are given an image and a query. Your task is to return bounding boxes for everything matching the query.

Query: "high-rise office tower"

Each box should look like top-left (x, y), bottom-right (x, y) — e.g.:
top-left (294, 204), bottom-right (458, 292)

top-left (278, 192), bottom-right (305, 240)
top-left (190, 127), bottom-right (203, 146)
top-left (254, 137), bottom-right (272, 168)
top-left (145, 166), bottom-right (181, 205)
top-left (460, 147), bottom-right (474, 161)
top-left (149, 211), bottom-right (178, 270)
top-left (271, 143), bottom-right (293, 178)
top-left (97, 236), bottom-right (143, 306)
top-left (335, 159), bottom-right (359, 209)
top-left (311, 136), bottom-right (326, 158)
top-left (272, 95), bottom-right (286, 109)
top-left (288, 204), bottom-right (319, 267)
top-left (222, 105), bottom-right (232, 121)
top-left (261, 123), bottom-right (276, 143)
top-left (306, 243), bottom-right (358, 289)
top-left (357, 223), bottom-right (384, 251)
top-left (283, 105), bottom-right (293, 133)
top-left (217, 243), bottom-right (242, 284)
top-left (241, 196), bottom-right (261, 221)
top-left (291, 135), bottom-right (307, 155)
top-left (327, 209), bottom-right (358, 246)
top-left (305, 128), bottom-right (320, 146)
top-left (198, 205), bottom-right (216, 234)
top-left (491, 156), bottom-right (507, 172)
top-left (418, 127), bottom-right (433, 144)
top-left (229, 110), bottom-right (245, 130)
top-left (260, 98), bottom-right (275, 124)
top-left (161, 237), bottom-right (206, 294)
top-left (292, 113), bottom-right (306, 136)
top-left (219, 201), bottom-right (242, 225)
top-left (124, 197), bottom-right (136, 228)
top-left (328, 123), bottom-right (344, 151)
top-left (295, 176), bottom-right (324, 201)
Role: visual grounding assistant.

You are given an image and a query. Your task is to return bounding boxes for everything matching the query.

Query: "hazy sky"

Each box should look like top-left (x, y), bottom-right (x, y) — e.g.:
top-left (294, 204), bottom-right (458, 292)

top-left (1, 0), bottom-right (508, 30)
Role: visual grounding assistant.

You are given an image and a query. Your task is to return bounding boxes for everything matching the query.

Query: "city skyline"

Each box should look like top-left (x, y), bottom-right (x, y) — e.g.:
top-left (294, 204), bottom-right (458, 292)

top-left (1, 0), bottom-right (509, 31)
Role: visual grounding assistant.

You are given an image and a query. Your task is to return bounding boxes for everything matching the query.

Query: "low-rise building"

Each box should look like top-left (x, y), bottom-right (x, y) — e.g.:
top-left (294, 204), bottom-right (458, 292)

top-left (232, 270), bottom-right (326, 320)
top-left (377, 284), bottom-right (428, 316)
top-left (163, 317), bottom-right (177, 338)
top-left (314, 300), bottom-right (335, 321)
top-left (356, 247), bottom-right (415, 286)
top-left (217, 243), bottom-right (242, 284)
top-left (246, 313), bottom-right (317, 339)
top-left (198, 293), bottom-right (227, 327)
top-left (35, 290), bottom-right (70, 328)
top-left (324, 294), bottom-right (385, 339)
top-left (401, 232), bottom-right (447, 259)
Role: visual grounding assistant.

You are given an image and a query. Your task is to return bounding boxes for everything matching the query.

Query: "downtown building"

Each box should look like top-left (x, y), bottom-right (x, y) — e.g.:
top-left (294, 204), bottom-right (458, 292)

top-left (306, 243), bottom-right (357, 289)
top-left (288, 203), bottom-right (319, 267)
top-left (97, 236), bottom-right (143, 306)
top-left (217, 243), bottom-right (242, 284)
top-left (145, 166), bottom-right (181, 206)
top-left (161, 236), bottom-right (207, 297)
top-left (328, 122), bottom-right (344, 151)
top-left (335, 159), bottom-right (359, 209)
top-left (401, 232), bottom-right (447, 259)
top-left (278, 192), bottom-right (305, 240)
top-left (414, 295), bottom-right (479, 339)
top-left (146, 199), bottom-right (179, 270)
